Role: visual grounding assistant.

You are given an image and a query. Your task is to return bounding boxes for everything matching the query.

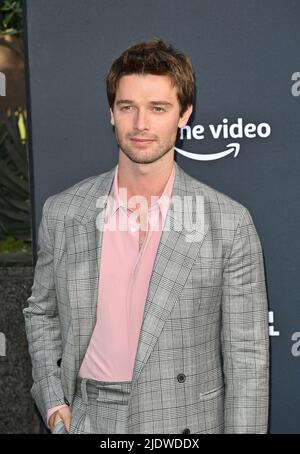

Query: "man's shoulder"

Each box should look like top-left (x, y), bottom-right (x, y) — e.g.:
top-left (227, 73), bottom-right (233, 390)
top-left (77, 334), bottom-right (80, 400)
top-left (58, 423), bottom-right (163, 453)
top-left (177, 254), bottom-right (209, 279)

top-left (183, 169), bottom-right (249, 219)
top-left (42, 167), bottom-right (114, 219)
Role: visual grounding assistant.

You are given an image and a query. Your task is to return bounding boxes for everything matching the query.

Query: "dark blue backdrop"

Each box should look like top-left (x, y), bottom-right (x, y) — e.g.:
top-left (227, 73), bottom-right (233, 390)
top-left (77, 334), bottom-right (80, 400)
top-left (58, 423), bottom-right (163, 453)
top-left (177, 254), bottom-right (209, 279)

top-left (24, 0), bottom-right (300, 433)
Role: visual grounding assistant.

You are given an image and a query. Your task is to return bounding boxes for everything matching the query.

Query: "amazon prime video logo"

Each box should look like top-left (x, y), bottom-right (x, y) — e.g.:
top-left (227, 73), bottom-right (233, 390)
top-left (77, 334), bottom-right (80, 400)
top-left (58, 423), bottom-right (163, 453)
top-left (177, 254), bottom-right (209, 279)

top-left (291, 72), bottom-right (300, 97)
top-left (291, 332), bottom-right (300, 357)
top-left (176, 117), bottom-right (271, 161)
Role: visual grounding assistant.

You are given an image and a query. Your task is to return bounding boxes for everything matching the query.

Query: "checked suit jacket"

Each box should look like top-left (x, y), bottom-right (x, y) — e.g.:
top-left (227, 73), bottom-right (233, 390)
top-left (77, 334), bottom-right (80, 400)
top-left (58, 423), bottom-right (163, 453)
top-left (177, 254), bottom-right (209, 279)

top-left (23, 161), bottom-right (269, 434)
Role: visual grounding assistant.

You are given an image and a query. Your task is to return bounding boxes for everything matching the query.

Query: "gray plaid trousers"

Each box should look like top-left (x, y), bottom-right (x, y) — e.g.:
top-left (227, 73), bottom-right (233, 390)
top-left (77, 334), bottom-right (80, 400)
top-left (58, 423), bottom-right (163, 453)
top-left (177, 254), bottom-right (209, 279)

top-left (51, 378), bottom-right (133, 434)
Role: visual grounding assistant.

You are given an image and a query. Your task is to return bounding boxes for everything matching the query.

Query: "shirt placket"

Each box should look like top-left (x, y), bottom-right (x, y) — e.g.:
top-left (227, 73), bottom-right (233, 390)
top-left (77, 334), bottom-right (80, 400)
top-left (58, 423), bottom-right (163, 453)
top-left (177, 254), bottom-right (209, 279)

top-left (125, 206), bottom-right (160, 362)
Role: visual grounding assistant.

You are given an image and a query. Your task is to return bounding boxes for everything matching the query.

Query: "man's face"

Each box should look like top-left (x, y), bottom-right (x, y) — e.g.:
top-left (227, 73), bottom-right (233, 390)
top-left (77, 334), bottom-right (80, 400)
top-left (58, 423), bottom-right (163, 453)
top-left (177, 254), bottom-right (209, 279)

top-left (110, 74), bottom-right (192, 165)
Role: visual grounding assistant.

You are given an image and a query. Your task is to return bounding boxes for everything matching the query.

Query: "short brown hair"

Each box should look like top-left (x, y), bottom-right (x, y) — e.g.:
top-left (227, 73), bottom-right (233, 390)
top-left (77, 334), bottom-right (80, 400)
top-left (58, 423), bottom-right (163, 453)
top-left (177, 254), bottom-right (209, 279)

top-left (105, 38), bottom-right (195, 117)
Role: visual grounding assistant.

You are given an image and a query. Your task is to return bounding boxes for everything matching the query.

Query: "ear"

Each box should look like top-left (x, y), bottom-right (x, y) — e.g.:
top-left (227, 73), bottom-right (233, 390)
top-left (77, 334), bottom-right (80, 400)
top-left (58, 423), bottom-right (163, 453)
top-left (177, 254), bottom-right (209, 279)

top-left (178, 105), bottom-right (193, 129)
top-left (110, 108), bottom-right (115, 126)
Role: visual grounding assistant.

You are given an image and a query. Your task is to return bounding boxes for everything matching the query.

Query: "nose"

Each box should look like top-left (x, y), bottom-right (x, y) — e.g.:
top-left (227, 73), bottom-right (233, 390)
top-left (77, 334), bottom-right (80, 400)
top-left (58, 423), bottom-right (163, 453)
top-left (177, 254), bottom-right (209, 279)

top-left (134, 108), bottom-right (150, 131)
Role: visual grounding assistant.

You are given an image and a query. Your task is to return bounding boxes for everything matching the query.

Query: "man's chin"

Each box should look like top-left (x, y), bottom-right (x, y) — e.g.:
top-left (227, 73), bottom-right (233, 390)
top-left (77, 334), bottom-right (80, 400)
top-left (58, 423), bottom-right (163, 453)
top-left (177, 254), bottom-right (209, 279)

top-left (123, 151), bottom-right (163, 165)
top-left (128, 157), bottom-right (159, 165)
top-left (121, 145), bottom-right (174, 165)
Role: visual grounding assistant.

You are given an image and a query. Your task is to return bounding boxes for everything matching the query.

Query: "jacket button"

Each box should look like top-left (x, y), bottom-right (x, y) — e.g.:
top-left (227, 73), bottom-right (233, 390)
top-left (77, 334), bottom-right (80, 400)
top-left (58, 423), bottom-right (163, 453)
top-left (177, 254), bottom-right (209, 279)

top-left (182, 428), bottom-right (190, 434)
top-left (57, 358), bottom-right (62, 367)
top-left (177, 373), bottom-right (186, 383)
top-left (64, 397), bottom-right (70, 406)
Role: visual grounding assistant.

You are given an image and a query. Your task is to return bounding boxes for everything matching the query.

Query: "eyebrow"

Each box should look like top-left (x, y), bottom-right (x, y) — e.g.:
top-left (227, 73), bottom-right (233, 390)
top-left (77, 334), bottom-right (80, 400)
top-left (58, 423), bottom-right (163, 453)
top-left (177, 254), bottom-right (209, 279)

top-left (116, 99), bottom-right (173, 107)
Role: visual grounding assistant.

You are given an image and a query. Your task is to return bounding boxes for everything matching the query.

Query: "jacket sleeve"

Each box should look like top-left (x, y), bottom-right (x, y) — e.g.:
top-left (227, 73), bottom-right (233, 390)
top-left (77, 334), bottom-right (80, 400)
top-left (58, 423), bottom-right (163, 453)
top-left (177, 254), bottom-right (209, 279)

top-left (23, 196), bottom-right (66, 424)
top-left (221, 207), bottom-right (270, 433)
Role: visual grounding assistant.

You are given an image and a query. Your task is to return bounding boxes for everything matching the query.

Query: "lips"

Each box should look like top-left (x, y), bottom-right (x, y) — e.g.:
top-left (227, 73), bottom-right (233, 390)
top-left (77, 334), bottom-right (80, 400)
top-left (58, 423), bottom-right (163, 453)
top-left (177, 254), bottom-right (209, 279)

top-left (130, 138), bottom-right (154, 142)
top-left (130, 138), bottom-right (155, 146)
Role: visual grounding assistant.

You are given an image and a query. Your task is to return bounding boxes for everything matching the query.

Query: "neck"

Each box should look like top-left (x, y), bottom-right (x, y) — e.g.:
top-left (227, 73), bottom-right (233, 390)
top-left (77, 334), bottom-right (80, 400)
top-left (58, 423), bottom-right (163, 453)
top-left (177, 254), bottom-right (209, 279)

top-left (117, 150), bottom-right (174, 207)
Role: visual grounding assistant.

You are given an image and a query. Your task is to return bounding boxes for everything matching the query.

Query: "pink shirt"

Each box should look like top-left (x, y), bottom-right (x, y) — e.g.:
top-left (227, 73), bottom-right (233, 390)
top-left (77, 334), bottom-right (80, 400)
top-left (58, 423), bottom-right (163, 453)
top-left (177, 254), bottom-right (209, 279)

top-left (79, 162), bottom-right (175, 380)
top-left (47, 163), bottom-right (175, 425)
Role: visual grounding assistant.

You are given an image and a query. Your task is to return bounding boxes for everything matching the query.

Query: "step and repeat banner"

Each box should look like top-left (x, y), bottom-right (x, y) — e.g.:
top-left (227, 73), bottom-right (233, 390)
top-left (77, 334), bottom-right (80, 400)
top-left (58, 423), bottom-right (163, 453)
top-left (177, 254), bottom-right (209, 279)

top-left (24, 0), bottom-right (300, 433)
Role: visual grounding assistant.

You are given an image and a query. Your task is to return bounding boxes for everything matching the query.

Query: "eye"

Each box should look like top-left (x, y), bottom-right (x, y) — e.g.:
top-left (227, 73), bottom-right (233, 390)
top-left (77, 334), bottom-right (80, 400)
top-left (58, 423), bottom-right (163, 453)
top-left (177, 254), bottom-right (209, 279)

top-left (121, 106), bottom-right (134, 111)
top-left (153, 106), bottom-right (165, 112)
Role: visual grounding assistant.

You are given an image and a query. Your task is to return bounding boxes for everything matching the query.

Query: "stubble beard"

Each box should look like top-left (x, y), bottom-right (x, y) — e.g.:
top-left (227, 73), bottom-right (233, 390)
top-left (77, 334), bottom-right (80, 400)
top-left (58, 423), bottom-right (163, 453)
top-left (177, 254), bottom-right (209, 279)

top-left (115, 131), bottom-right (176, 165)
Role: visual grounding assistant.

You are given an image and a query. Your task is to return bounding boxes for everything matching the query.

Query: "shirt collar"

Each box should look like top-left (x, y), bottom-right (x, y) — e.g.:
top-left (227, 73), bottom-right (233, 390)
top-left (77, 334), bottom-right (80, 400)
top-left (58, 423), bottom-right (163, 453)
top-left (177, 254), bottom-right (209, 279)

top-left (105, 163), bottom-right (175, 220)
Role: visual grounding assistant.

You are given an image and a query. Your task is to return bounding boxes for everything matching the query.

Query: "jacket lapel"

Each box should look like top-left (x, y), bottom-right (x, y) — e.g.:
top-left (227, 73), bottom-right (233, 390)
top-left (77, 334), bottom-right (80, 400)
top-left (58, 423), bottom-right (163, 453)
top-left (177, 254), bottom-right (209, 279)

top-left (131, 163), bottom-right (210, 389)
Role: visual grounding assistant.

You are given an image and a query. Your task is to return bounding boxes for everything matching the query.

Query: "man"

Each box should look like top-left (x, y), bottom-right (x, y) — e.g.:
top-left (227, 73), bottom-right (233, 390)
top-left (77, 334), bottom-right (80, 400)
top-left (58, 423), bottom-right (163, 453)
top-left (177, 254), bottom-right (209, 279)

top-left (24, 38), bottom-right (269, 434)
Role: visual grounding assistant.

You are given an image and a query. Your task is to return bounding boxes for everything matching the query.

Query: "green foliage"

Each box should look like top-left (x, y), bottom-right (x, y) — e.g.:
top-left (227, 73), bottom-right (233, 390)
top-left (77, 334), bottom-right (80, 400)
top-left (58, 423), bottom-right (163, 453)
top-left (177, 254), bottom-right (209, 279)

top-left (0, 111), bottom-right (31, 242)
top-left (0, 0), bottom-right (22, 37)
top-left (0, 234), bottom-right (30, 252)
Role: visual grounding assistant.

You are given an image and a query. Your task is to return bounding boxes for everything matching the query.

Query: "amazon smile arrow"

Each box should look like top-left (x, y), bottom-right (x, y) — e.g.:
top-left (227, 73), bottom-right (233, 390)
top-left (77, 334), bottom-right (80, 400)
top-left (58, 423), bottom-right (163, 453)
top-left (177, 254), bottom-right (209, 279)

top-left (175, 142), bottom-right (240, 161)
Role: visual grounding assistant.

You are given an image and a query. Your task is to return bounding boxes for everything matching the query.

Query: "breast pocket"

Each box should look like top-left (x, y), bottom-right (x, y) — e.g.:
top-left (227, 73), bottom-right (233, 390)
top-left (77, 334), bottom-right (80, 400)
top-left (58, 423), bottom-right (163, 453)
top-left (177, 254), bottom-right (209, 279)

top-left (192, 256), bottom-right (223, 288)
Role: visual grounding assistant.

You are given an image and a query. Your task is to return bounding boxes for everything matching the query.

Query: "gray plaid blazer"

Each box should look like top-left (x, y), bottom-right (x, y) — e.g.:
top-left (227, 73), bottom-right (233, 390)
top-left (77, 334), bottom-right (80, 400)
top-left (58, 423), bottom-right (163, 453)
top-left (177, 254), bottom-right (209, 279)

top-left (23, 161), bottom-right (269, 434)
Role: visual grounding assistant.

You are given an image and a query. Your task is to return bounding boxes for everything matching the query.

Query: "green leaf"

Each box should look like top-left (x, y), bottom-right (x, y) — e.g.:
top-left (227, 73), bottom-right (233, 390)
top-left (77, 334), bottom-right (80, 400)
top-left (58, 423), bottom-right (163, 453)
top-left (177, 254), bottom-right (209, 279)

top-left (0, 109), bottom-right (31, 243)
